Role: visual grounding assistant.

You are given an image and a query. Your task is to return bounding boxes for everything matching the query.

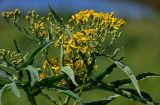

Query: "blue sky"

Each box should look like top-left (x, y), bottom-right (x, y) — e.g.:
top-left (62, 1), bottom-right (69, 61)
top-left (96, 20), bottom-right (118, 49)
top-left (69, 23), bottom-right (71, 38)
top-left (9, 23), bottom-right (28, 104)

top-left (0, 0), bottom-right (154, 18)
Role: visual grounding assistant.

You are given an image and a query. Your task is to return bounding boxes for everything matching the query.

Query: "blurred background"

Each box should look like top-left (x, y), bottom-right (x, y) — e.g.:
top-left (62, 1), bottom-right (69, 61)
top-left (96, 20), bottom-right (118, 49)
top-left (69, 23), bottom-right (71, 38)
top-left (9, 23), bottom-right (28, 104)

top-left (0, 0), bottom-right (160, 105)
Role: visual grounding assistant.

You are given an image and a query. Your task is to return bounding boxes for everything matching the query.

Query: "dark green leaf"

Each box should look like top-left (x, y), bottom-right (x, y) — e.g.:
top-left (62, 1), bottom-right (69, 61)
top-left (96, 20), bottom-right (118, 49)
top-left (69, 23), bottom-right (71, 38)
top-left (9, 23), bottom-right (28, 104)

top-left (48, 5), bottom-right (71, 38)
top-left (22, 41), bottom-right (53, 67)
top-left (98, 82), bottom-right (158, 105)
top-left (13, 39), bottom-right (21, 53)
top-left (95, 57), bottom-right (124, 81)
top-left (85, 94), bottom-right (120, 105)
top-left (123, 88), bottom-right (158, 105)
top-left (111, 72), bottom-right (160, 87)
top-left (48, 5), bottom-right (65, 28)
top-left (112, 59), bottom-right (142, 98)
top-left (32, 74), bottom-right (66, 90)
top-left (61, 66), bottom-right (78, 86)
top-left (26, 65), bottom-right (39, 86)
top-left (23, 27), bottom-right (38, 42)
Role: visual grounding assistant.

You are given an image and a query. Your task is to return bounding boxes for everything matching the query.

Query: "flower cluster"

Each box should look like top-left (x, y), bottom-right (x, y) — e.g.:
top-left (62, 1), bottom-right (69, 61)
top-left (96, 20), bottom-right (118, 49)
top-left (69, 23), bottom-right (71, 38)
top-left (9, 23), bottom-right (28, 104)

top-left (41, 10), bottom-right (126, 81)
top-left (0, 49), bottom-right (24, 68)
top-left (1, 9), bottom-right (126, 82)
top-left (26, 10), bottom-right (48, 38)
top-left (26, 10), bottom-right (62, 39)
top-left (1, 9), bottom-right (20, 23)
top-left (69, 10), bottom-right (125, 30)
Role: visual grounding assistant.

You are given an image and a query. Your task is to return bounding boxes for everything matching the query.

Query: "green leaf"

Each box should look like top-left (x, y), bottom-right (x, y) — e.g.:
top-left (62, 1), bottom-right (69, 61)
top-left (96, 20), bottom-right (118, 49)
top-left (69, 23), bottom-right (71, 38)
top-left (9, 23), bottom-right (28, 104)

top-left (56, 89), bottom-right (83, 105)
top-left (0, 82), bottom-right (20, 105)
top-left (61, 66), bottom-right (78, 86)
top-left (48, 5), bottom-right (65, 28)
top-left (26, 65), bottom-right (39, 86)
top-left (23, 27), bottom-right (38, 43)
top-left (13, 39), bottom-right (21, 53)
top-left (98, 82), bottom-right (158, 105)
top-left (22, 41), bottom-right (53, 67)
top-left (0, 62), bottom-right (7, 68)
top-left (94, 57), bottom-right (124, 81)
top-left (123, 88), bottom-right (158, 105)
top-left (0, 69), bottom-right (13, 81)
top-left (111, 72), bottom-right (160, 87)
top-left (10, 82), bottom-right (21, 97)
top-left (48, 5), bottom-right (71, 38)
top-left (85, 94), bottom-right (120, 105)
top-left (0, 83), bottom-right (11, 105)
top-left (112, 59), bottom-right (142, 98)
top-left (32, 74), bottom-right (66, 90)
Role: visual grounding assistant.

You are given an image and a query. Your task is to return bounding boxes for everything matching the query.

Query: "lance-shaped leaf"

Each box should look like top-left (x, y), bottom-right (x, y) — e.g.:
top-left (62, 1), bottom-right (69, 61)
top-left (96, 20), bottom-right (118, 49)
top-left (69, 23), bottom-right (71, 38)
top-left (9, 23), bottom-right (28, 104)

top-left (22, 41), bottom-right (53, 67)
top-left (111, 72), bottom-right (160, 87)
top-left (10, 81), bottom-right (21, 97)
top-left (85, 94), bottom-right (120, 105)
top-left (61, 66), bottom-right (78, 86)
top-left (13, 39), bottom-right (21, 53)
top-left (23, 27), bottom-right (38, 43)
top-left (111, 59), bottom-right (142, 98)
top-left (48, 5), bottom-right (71, 38)
top-left (0, 82), bottom-right (21, 105)
top-left (98, 82), bottom-right (158, 105)
top-left (26, 65), bottom-right (40, 86)
top-left (32, 74), bottom-right (66, 90)
top-left (94, 57), bottom-right (124, 81)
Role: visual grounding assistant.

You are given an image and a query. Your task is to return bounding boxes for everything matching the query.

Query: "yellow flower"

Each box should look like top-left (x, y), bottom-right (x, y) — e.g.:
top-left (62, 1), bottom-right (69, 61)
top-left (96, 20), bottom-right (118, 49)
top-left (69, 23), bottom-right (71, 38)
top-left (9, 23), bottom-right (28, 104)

top-left (74, 60), bottom-right (84, 70)
top-left (39, 73), bottom-right (47, 80)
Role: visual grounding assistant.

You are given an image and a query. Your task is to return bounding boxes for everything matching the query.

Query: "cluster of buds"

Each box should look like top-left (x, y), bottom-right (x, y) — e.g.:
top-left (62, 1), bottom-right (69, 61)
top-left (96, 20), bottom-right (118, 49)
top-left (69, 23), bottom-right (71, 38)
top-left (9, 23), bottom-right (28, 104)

top-left (0, 49), bottom-right (24, 68)
top-left (26, 10), bottom-right (48, 38)
top-left (1, 9), bottom-right (20, 23)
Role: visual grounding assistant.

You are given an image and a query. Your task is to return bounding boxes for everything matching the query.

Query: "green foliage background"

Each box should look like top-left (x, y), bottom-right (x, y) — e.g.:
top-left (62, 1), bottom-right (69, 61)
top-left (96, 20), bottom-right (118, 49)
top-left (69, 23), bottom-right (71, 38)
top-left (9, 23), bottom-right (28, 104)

top-left (0, 10), bottom-right (160, 105)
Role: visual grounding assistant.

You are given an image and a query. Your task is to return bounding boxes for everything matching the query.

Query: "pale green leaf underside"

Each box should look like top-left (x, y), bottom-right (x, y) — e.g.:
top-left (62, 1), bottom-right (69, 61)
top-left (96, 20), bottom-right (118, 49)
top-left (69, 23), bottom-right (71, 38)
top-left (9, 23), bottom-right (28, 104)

top-left (61, 66), bottom-right (78, 86)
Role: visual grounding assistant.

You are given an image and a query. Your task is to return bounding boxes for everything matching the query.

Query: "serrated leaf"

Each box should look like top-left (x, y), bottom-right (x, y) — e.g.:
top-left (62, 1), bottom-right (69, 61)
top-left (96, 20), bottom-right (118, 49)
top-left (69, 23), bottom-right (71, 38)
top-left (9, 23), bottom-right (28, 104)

top-left (0, 69), bottom-right (13, 81)
top-left (112, 59), bottom-right (142, 98)
top-left (85, 94), bottom-right (120, 105)
top-left (26, 65), bottom-right (39, 86)
top-left (111, 72), bottom-right (160, 87)
top-left (56, 89), bottom-right (83, 105)
top-left (22, 41), bottom-right (53, 67)
top-left (10, 81), bottom-right (20, 97)
top-left (61, 66), bottom-right (78, 86)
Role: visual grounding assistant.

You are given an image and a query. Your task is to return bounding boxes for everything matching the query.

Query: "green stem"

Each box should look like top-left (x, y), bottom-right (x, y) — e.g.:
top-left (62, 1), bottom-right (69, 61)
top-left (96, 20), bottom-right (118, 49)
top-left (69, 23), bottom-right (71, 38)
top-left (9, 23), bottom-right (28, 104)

top-left (63, 96), bottom-right (70, 105)
top-left (27, 94), bottom-right (37, 105)
top-left (73, 74), bottom-right (87, 105)
top-left (58, 93), bottom-right (63, 105)
top-left (22, 85), bottom-right (37, 105)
